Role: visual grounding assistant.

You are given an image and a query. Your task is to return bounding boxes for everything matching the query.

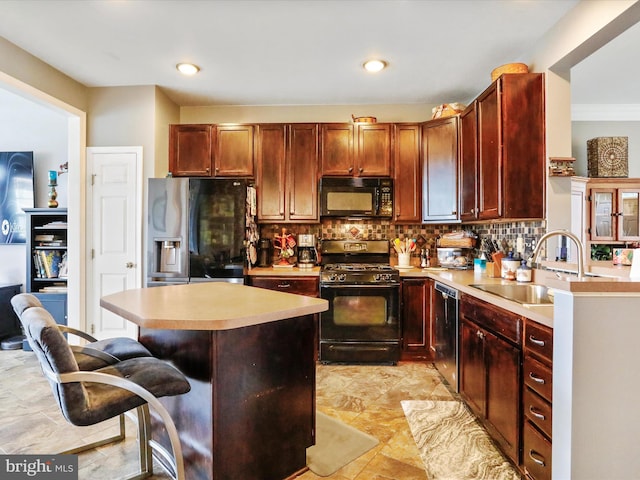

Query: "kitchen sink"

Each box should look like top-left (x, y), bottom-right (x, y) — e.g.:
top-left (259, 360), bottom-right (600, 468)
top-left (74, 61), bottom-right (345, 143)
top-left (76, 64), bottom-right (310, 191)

top-left (469, 283), bottom-right (553, 306)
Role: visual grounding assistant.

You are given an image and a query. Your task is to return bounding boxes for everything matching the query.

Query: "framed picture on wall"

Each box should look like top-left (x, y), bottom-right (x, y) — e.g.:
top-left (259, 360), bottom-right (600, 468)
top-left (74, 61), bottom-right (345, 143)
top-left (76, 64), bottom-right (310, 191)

top-left (0, 151), bottom-right (35, 244)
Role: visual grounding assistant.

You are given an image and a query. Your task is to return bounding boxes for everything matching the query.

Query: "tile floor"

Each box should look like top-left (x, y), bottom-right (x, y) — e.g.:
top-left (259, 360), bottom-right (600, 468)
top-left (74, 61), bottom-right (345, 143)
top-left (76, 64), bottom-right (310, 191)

top-left (0, 349), bottom-right (455, 479)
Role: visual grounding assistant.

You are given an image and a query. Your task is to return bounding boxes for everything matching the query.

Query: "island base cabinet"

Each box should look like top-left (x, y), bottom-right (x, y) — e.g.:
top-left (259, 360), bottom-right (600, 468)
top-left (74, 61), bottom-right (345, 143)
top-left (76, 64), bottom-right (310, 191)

top-left (139, 314), bottom-right (316, 480)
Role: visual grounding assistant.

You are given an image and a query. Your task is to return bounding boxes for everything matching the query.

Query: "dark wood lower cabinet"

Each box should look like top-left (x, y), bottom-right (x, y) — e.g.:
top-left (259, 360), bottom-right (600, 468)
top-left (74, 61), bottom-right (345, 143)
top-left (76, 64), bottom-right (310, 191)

top-left (249, 276), bottom-right (319, 297)
top-left (140, 314), bottom-right (316, 480)
top-left (522, 319), bottom-right (553, 480)
top-left (249, 275), bottom-right (320, 360)
top-left (523, 420), bottom-right (552, 480)
top-left (459, 294), bottom-right (521, 465)
top-left (401, 278), bottom-right (433, 360)
top-left (0, 284), bottom-right (22, 342)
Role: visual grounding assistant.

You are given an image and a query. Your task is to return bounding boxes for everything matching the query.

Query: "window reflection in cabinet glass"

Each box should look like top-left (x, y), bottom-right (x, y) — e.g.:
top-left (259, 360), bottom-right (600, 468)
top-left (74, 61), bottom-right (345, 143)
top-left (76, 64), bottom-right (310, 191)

top-left (621, 191), bottom-right (639, 237)
top-left (594, 191), bottom-right (613, 237)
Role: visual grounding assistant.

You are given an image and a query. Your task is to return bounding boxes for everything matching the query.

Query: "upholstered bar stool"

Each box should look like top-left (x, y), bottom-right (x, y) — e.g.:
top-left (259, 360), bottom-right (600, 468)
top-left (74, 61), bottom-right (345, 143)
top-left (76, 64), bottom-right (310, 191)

top-left (11, 293), bottom-right (153, 369)
top-left (17, 305), bottom-right (190, 480)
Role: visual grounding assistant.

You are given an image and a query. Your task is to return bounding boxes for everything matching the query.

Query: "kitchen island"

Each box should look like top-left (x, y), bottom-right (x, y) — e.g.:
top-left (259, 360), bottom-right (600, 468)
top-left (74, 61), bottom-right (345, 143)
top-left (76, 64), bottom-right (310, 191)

top-left (100, 282), bottom-right (328, 480)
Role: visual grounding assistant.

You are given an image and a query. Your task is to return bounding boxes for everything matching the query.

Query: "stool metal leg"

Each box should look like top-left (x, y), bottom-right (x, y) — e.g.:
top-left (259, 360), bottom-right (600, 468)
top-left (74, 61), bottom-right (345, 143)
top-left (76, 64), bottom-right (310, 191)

top-left (58, 413), bottom-right (126, 455)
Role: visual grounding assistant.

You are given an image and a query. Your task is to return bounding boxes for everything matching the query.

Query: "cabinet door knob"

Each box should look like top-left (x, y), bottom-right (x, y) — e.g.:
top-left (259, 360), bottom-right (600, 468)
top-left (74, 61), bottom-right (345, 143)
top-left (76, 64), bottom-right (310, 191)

top-left (348, 166), bottom-right (353, 173)
top-left (125, 262), bottom-right (135, 269)
top-left (359, 167), bottom-right (363, 173)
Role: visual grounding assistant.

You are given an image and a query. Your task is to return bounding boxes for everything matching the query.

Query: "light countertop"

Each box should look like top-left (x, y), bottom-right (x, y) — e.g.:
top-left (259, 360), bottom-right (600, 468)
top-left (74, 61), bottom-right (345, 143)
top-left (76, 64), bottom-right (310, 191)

top-left (245, 262), bottom-right (640, 329)
top-left (397, 266), bottom-right (640, 329)
top-left (100, 282), bottom-right (327, 331)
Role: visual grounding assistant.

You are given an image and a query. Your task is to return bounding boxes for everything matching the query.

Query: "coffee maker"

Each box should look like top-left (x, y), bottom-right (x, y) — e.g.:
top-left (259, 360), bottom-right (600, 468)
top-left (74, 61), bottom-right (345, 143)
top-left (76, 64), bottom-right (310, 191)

top-left (257, 238), bottom-right (273, 267)
top-left (297, 234), bottom-right (317, 268)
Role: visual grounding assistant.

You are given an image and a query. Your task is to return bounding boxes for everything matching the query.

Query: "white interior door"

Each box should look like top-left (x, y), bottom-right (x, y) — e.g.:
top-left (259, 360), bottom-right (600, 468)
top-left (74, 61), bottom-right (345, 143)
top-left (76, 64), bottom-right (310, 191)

top-left (87, 147), bottom-right (142, 340)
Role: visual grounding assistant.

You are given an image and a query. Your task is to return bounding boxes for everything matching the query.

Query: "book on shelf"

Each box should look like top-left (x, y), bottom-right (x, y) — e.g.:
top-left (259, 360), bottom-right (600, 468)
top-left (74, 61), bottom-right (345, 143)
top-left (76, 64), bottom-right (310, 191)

top-left (35, 234), bottom-right (66, 247)
top-left (42, 221), bottom-right (68, 228)
top-left (33, 253), bottom-right (45, 278)
top-left (35, 250), bottom-right (62, 278)
top-left (35, 234), bottom-right (55, 242)
top-left (39, 284), bottom-right (68, 293)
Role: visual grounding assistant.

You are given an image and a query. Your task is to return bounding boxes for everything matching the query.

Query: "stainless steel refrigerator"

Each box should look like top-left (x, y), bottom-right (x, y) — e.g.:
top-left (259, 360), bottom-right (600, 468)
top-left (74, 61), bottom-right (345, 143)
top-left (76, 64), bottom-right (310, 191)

top-left (146, 178), bottom-right (257, 286)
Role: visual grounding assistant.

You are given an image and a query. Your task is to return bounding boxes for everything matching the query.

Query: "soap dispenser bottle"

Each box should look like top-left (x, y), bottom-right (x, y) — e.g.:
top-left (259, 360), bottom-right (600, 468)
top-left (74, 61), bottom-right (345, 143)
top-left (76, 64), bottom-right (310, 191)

top-left (516, 260), bottom-right (532, 283)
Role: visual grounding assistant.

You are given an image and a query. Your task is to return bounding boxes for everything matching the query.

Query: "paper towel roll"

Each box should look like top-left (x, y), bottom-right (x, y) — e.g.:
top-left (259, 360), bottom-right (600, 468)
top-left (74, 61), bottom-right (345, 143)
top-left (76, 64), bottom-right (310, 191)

top-left (629, 248), bottom-right (640, 279)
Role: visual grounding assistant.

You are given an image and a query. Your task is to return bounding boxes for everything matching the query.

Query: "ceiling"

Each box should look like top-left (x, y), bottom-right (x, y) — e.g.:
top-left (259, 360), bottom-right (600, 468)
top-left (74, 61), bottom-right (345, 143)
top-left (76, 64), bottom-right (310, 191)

top-left (0, 0), bottom-right (636, 108)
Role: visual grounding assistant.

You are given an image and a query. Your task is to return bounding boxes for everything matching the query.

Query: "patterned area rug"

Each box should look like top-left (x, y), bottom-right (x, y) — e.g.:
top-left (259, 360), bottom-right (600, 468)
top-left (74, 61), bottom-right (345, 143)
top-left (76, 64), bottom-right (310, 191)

top-left (306, 411), bottom-right (379, 477)
top-left (402, 400), bottom-right (521, 480)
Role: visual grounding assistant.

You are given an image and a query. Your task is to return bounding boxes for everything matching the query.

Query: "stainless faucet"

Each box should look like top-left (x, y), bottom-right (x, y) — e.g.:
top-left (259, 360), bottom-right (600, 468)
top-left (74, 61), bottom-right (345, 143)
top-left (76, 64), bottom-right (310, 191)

top-left (529, 230), bottom-right (585, 279)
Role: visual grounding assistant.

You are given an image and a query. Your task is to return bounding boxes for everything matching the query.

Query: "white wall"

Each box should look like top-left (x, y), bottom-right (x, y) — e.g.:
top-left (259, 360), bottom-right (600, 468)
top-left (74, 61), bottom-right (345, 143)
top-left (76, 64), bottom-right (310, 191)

top-left (0, 89), bottom-right (69, 286)
top-left (572, 121), bottom-right (640, 177)
top-left (0, 37), bottom-right (87, 112)
top-left (153, 87), bottom-right (180, 177)
top-left (180, 103), bottom-right (438, 125)
top-left (525, 0), bottom-right (640, 252)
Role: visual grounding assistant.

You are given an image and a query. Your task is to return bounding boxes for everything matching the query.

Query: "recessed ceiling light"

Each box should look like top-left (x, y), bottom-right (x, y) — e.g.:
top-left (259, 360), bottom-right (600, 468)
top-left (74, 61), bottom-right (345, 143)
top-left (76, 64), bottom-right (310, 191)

top-left (363, 60), bottom-right (387, 73)
top-left (176, 63), bottom-right (200, 75)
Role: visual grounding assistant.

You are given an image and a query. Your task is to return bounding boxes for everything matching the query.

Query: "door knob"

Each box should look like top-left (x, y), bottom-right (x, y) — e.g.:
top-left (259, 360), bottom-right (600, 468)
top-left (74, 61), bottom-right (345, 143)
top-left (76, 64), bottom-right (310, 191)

top-left (125, 262), bottom-right (135, 269)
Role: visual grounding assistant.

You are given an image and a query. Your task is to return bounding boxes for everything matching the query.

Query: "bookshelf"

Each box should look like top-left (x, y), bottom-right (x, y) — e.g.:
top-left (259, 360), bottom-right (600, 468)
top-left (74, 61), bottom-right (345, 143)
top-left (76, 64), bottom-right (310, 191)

top-left (24, 209), bottom-right (68, 348)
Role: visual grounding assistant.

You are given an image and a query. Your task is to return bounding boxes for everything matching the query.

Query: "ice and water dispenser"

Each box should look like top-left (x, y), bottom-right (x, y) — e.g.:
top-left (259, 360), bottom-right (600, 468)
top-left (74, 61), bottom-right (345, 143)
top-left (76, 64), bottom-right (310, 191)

top-left (154, 238), bottom-right (183, 274)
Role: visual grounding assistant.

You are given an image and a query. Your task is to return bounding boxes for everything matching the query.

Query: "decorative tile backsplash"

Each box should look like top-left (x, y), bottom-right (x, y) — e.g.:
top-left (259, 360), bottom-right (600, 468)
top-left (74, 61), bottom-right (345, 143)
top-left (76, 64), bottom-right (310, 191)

top-left (259, 219), bottom-right (547, 258)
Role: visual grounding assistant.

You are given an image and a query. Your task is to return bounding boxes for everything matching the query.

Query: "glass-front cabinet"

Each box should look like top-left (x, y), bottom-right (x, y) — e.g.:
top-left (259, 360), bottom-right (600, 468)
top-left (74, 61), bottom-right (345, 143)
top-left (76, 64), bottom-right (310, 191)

top-left (619, 190), bottom-right (640, 239)
top-left (590, 188), bottom-right (640, 241)
top-left (571, 177), bottom-right (640, 268)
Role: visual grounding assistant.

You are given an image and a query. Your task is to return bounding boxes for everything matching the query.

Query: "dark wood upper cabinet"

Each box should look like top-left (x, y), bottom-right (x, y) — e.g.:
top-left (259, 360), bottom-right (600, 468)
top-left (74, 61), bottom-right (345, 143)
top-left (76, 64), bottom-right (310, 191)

top-left (356, 123), bottom-right (392, 176)
top-left (320, 123), bottom-right (392, 177)
top-left (257, 124), bottom-right (319, 223)
top-left (169, 124), bottom-right (213, 176)
top-left (169, 124), bottom-right (254, 177)
top-left (393, 124), bottom-right (421, 223)
top-left (477, 73), bottom-right (545, 220)
top-left (214, 124), bottom-right (255, 177)
top-left (320, 123), bottom-right (354, 176)
top-left (256, 124), bottom-right (287, 220)
top-left (287, 124), bottom-right (319, 221)
top-left (459, 102), bottom-right (478, 221)
top-left (421, 116), bottom-right (460, 223)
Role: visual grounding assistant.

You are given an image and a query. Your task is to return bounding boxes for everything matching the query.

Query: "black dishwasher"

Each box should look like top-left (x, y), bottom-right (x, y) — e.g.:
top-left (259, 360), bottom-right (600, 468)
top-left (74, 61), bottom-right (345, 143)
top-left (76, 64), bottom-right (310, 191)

top-left (434, 281), bottom-right (459, 392)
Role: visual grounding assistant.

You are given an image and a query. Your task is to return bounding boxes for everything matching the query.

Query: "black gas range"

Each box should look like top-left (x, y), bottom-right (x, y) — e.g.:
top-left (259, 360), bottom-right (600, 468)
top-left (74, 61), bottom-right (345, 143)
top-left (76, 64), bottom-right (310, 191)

top-left (319, 240), bottom-right (400, 365)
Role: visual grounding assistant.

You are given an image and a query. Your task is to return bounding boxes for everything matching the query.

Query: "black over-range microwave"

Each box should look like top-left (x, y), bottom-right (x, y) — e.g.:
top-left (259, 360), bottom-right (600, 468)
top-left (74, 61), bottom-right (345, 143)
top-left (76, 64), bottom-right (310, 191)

top-left (320, 178), bottom-right (393, 218)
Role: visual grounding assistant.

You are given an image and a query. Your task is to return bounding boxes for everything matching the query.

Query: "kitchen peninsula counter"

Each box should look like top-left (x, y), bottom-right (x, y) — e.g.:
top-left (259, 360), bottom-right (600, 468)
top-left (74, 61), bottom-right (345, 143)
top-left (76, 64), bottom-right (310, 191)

top-left (101, 282), bottom-right (328, 480)
top-left (397, 267), bottom-right (556, 327)
top-left (396, 266), bottom-right (640, 328)
top-left (398, 265), bottom-right (640, 478)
